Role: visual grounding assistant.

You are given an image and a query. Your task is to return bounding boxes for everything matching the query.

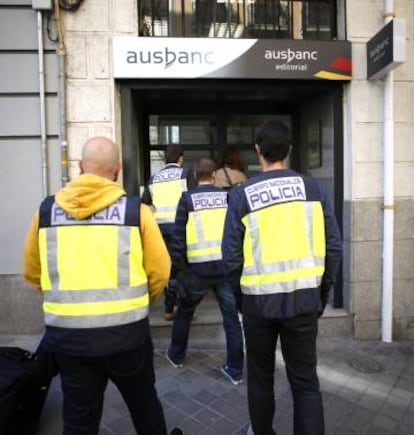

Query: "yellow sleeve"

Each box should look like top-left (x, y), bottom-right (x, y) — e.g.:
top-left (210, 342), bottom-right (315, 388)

top-left (140, 204), bottom-right (171, 302)
top-left (23, 212), bottom-right (42, 291)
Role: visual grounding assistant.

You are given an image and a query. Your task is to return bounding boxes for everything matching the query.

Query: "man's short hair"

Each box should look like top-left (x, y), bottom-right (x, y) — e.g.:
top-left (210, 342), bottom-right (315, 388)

top-left (165, 144), bottom-right (183, 164)
top-left (194, 157), bottom-right (216, 182)
top-left (255, 120), bottom-right (291, 163)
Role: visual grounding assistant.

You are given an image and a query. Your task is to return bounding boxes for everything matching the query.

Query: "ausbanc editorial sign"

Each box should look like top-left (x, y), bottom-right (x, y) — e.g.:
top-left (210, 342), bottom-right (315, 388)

top-left (113, 37), bottom-right (352, 81)
top-left (367, 19), bottom-right (405, 80)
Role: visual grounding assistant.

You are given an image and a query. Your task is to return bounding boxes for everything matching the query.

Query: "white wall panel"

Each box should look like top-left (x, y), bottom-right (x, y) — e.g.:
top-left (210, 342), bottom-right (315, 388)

top-left (0, 8), bottom-right (55, 50)
top-left (0, 96), bottom-right (58, 136)
top-left (0, 53), bottom-right (58, 93)
top-left (0, 138), bottom-right (60, 273)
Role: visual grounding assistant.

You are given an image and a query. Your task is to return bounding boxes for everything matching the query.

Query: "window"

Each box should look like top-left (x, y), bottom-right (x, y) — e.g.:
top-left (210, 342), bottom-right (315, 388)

top-left (139, 0), bottom-right (169, 36)
top-left (302, 0), bottom-right (334, 40)
top-left (138, 0), bottom-right (338, 40)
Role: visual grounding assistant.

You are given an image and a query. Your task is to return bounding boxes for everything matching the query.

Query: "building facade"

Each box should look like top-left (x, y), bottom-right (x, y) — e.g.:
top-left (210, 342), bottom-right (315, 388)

top-left (0, 0), bottom-right (413, 339)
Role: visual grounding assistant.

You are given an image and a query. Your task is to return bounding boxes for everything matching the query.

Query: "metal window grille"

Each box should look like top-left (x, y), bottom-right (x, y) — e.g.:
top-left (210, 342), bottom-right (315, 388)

top-left (138, 0), bottom-right (336, 40)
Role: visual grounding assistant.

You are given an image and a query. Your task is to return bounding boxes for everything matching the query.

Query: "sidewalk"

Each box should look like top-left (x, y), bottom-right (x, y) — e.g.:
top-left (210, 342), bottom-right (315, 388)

top-left (4, 336), bottom-right (414, 435)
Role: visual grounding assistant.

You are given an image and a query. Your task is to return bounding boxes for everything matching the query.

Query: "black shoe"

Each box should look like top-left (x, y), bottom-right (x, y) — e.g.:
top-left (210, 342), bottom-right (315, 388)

top-left (170, 428), bottom-right (183, 435)
top-left (165, 350), bottom-right (183, 368)
top-left (221, 365), bottom-right (243, 385)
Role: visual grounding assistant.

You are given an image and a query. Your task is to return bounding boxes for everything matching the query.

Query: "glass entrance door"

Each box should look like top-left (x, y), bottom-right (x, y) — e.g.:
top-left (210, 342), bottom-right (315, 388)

top-left (148, 113), bottom-right (291, 177)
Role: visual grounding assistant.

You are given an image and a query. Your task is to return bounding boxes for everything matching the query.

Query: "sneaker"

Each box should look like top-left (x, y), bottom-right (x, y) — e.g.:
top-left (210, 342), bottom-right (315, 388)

top-left (170, 428), bottom-right (183, 435)
top-left (165, 350), bottom-right (183, 368)
top-left (221, 365), bottom-right (243, 386)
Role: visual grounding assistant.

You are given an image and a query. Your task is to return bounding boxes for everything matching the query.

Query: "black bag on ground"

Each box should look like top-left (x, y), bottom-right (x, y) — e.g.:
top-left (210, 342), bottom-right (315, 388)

top-left (0, 343), bottom-right (59, 435)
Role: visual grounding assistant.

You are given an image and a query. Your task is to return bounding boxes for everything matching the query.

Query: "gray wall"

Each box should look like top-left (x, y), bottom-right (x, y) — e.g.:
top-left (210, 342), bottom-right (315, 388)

top-left (0, 1), bottom-right (60, 274)
top-left (0, 1), bottom-right (59, 333)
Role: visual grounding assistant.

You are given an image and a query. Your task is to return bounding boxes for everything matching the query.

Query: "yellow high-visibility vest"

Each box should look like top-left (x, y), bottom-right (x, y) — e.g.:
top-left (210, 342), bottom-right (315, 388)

top-left (241, 200), bottom-right (326, 295)
top-left (186, 190), bottom-right (228, 263)
top-left (38, 196), bottom-right (149, 328)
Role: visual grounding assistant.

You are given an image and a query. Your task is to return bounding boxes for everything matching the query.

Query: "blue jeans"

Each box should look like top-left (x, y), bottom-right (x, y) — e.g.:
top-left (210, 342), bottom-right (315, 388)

top-left (55, 336), bottom-right (167, 435)
top-left (168, 276), bottom-right (244, 379)
top-left (243, 313), bottom-right (324, 435)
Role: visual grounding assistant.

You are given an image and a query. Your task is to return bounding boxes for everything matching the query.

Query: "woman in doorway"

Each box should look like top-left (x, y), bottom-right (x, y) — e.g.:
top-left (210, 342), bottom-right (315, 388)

top-left (215, 145), bottom-right (247, 189)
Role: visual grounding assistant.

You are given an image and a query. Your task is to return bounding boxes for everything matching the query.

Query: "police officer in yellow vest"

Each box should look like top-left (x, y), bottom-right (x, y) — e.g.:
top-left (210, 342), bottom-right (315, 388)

top-left (23, 137), bottom-right (171, 435)
top-left (141, 144), bottom-right (196, 320)
top-left (166, 158), bottom-right (244, 385)
top-left (222, 121), bottom-right (342, 435)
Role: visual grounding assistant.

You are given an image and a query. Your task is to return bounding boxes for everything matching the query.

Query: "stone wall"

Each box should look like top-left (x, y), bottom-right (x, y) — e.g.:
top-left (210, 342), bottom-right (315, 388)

top-left (344, 0), bottom-right (414, 338)
top-left (63, 0), bottom-right (138, 179)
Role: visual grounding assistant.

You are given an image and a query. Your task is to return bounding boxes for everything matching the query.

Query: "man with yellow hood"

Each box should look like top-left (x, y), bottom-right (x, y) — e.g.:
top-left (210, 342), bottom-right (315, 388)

top-left (23, 137), bottom-right (170, 435)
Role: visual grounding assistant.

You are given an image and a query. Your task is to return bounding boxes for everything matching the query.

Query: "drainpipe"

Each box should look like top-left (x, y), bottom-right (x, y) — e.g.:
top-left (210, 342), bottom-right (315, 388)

top-left (37, 10), bottom-right (48, 196)
top-left (55, 0), bottom-right (69, 186)
top-left (382, 0), bottom-right (394, 343)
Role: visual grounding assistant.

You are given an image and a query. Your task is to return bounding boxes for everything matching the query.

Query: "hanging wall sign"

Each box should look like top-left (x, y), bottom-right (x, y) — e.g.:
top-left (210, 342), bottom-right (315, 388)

top-left (113, 37), bottom-right (352, 81)
top-left (367, 19), bottom-right (406, 80)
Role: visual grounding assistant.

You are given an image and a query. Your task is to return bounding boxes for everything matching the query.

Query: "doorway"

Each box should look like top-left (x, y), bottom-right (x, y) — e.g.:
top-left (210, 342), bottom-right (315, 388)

top-left (120, 78), bottom-right (344, 307)
top-left (147, 113), bottom-right (291, 178)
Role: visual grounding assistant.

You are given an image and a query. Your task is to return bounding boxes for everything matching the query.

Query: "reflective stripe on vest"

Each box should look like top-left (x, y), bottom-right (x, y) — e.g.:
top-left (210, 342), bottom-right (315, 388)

top-left (186, 191), bottom-right (227, 263)
top-left (241, 201), bottom-right (326, 295)
top-left (38, 197), bottom-right (149, 328)
top-left (150, 177), bottom-right (187, 225)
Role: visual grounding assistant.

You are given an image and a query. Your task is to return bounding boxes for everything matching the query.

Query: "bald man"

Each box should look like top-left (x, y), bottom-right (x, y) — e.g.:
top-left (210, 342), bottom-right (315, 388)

top-left (23, 137), bottom-right (170, 435)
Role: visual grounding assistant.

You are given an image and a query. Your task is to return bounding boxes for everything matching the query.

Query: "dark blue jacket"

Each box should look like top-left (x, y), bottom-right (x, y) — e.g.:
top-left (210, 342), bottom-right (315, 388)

top-left (170, 184), bottom-right (228, 286)
top-left (222, 169), bottom-right (343, 319)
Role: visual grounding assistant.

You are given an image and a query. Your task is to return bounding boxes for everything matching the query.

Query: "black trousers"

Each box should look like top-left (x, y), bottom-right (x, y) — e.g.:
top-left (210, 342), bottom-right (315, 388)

top-left (243, 313), bottom-right (324, 435)
top-left (55, 336), bottom-right (167, 435)
top-left (163, 233), bottom-right (178, 314)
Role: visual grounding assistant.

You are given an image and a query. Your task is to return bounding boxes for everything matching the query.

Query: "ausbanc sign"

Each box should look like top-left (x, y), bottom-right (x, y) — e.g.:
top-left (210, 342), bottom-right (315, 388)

top-left (113, 37), bottom-right (352, 81)
top-left (367, 19), bottom-right (405, 80)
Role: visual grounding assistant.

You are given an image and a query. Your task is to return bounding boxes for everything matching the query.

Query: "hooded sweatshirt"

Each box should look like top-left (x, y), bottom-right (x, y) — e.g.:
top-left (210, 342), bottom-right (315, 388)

top-left (23, 174), bottom-right (170, 355)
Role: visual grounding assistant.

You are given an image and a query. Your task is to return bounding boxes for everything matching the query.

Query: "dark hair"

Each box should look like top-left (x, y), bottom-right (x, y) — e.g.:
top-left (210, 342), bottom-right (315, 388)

top-left (165, 144), bottom-right (183, 164)
top-left (218, 145), bottom-right (245, 172)
top-left (255, 120), bottom-right (291, 163)
top-left (194, 157), bottom-right (216, 182)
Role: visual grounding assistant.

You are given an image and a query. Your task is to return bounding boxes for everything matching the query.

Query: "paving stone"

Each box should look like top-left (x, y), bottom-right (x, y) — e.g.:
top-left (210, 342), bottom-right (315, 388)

top-left (225, 405), bottom-right (251, 427)
top-left (336, 386), bottom-right (363, 403)
top-left (364, 426), bottom-right (394, 435)
top-left (164, 406), bottom-right (188, 430)
top-left (203, 417), bottom-right (239, 434)
top-left (389, 387), bottom-right (413, 401)
top-left (99, 426), bottom-right (116, 435)
top-left (192, 388), bottom-right (219, 405)
top-left (332, 426), bottom-right (361, 434)
top-left (163, 390), bottom-right (201, 416)
top-left (179, 416), bottom-right (207, 434)
top-left (105, 415), bottom-right (134, 434)
top-left (357, 392), bottom-right (386, 411)
top-left (193, 407), bottom-right (223, 426)
top-left (208, 397), bottom-right (239, 416)
top-left (373, 415), bottom-right (399, 432)
top-left (11, 336), bottom-right (413, 435)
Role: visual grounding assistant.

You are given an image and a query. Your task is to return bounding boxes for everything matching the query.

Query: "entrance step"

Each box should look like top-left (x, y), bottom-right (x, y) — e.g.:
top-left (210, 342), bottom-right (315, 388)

top-left (149, 291), bottom-right (224, 350)
top-left (0, 297), bottom-right (353, 353)
top-left (149, 292), bottom-right (353, 350)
